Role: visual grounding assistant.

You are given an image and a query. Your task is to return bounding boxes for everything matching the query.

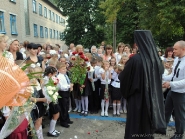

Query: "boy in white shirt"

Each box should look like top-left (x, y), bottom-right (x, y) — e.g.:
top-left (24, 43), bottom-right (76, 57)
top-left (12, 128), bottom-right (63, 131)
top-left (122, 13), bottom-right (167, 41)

top-left (56, 62), bottom-right (73, 128)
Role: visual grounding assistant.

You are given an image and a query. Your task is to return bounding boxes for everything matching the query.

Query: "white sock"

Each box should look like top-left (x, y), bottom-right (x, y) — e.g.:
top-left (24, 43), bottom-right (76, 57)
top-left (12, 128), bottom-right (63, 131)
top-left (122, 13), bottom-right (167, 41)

top-left (78, 100), bottom-right (81, 110)
top-left (39, 125), bottom-right (44, 139)
top-left (49, 119), bottom-right (56, 133)
top-left (113, 103), bottom-right (116, 114)
top-left (84, 96), bottom-right (88, 111)
top-left (81, 97), bottom-right (85, 111)
top-left (75, 99), bottom-right (78, 109)
top-left (101, 99), bottom-right (105, 113)
top-left (117, 103), bottom-right (121, 114)
top-left (105, 100), bottom-right (109, 113)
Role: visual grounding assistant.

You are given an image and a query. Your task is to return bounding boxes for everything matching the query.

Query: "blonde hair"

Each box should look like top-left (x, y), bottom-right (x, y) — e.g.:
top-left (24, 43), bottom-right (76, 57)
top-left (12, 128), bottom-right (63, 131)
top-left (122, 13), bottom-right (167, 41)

top-left (48, 57), bottom-right (58, 67)
top-left (119, 54), bottom-right (129, 65)
top-left (102, 60), bottom-right (110, 69)
top-left (0, 34), bottom-right (8, 43)
top-left (56, 61), bottom-right (66, 70)
top-left (117, 42), bottom-right (125, 52)
top-left (76, 45), bottom-right (83, 52)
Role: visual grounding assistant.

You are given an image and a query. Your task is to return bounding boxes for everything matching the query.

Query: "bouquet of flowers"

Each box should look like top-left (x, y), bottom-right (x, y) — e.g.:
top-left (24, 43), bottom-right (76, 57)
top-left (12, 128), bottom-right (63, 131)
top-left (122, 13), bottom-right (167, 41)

top-left (45, 76), bottom-right (60, 103)
top-left (69, 51), bottom-right (88, 86)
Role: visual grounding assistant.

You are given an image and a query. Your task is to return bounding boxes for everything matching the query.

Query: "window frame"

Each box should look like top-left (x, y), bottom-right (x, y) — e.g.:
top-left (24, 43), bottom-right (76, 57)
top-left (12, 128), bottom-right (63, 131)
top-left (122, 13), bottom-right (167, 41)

top-left (0, 11), bottom-right (6, 34)
top-left (39, 3), bottom-right (42, 16)
top-left (40, 26), bottom-right (44, 38)
top-left (49, 10), bottom-right (51, 20)
top-left (44, 7), bottom-right (47, 18)
top-left (33, 24), bottom-right (38, 37)
top-left (45, 27), bottom-right (48, 38)
top-left (49, 28), bottom-right (52, 39)
top-left (10, 14), bottom-right (18, 35)
top-left (33, 0), bottom-right (37, 13)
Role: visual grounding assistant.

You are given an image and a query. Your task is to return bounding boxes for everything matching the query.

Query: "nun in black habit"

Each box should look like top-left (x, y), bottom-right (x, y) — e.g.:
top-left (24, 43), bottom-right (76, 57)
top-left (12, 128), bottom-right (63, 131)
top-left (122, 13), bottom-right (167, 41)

top-left (119, 30), bottom-right (166, 139)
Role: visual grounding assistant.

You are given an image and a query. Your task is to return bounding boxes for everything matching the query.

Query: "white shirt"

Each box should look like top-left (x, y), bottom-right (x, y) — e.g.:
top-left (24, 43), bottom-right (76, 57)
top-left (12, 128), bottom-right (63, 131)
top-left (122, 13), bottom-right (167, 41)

top-left (98, 68), bottom-right (111, 84)
top-left (163, 56), bottom-right (185, 93)
top-left (114, 52), bottom-right (127, 64)
top-left (94, 65), bottom-right (101, 80)
top-left (111, 71), bottom-right (120, 88)
top-left (57, 73), bottom-right (70, 91)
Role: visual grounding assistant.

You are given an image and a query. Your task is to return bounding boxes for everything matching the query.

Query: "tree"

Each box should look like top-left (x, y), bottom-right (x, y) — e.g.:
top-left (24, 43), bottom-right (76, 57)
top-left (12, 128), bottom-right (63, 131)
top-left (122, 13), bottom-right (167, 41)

top-left (56, 0), bottom-right (107, 48)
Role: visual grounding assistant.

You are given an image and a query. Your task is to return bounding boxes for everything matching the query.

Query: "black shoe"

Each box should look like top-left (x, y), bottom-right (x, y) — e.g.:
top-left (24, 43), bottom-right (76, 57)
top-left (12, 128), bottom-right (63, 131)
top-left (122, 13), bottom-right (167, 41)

top-left (94, 110), bottom-right (98, 114)
top-left (84, 111), bottom-right (88, 117)
top-left (80, 111), bottom-right (84, 116)
top-left (68, 121), bottom-right (73, 124)
top-left (90, 111), bottom-right (94, 114)
top-left (47, 131), bottom-right (59, 137)
top-left (60, 123), bottom-right (70, 128)
top-left (54, 130), bottom-right (61, 134)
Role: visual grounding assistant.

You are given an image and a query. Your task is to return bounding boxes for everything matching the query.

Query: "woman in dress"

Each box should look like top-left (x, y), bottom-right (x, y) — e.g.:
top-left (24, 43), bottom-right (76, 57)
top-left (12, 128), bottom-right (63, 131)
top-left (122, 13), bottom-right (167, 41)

top-left (124, 44), bottom-right (132, 57)
top-left (103, 45), bottom-right (114, 61)
top-left (163, 47), bottom-right (174, 62)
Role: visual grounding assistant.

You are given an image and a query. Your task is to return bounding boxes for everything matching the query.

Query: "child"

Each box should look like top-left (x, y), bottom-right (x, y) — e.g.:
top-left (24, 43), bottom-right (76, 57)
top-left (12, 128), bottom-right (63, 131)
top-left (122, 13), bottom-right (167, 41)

top-left (94, 56), bottom-right (103, 113)
top-left (119, 54), bottom-right (129, 66)
top-left (111, 65), bottom-right (124, 116)
top-left (56, 62), bottom-right (73, 128)
top-left (119, 54), bottom-right (129, 113)
top-left (28, 64), bottom-right (47, 139)
top-left (99, 61), bottom-right (112, 117)
top-left (43, 66), bottom-right (61, 137)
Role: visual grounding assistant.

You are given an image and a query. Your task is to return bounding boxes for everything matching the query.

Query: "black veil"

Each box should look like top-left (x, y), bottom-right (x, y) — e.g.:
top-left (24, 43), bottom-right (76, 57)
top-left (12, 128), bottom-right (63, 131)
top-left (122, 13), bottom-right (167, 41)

top-left (134, 30), bottom-right (166, 130)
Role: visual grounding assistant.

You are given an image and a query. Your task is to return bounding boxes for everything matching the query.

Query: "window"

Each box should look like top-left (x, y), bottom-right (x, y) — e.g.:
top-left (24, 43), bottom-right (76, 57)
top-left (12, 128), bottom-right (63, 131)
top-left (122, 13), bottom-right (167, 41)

top-left (49, 10), bottom-right (51, 20)
top-left (40, 26), bottom-right (44, 38)
top-left (58, 16), bottom-right (60, 24)
top-left (52, 12), bottom-right (55, 22)
top-left (33, 24), bottom-right (38, 37)
top-left (10, 14), bottom-right (17, 35)
top-left (33, 0), bottom-right (36, 13)
top-left (10, 0), bottom-right (16, 3)
top-left (39, 3), bottom-right (42, 16)
top-left (53, 30), bottom-right (55, 39)
top-left (56, 31), bottom-right (58, 40)
top-left (60, 18), bottom-right (65, 26)
top-left (45, 27), bottom-right (48, 38)
top-left (49, 28), bottom-right (52, 38)
top-left (56, 14), bottom-right (58, 23)
top-left (0, 11), bottom-right (5, 33)
top-left (44, 7), bottom-right (47, 18)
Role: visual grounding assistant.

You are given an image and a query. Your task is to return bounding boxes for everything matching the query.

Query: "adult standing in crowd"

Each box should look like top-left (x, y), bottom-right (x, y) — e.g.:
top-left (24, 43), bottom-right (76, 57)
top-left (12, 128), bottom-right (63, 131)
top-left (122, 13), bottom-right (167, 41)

top-left (68, 43), bottom-right (75, 56)
top-left (8, 39), bottom-right (23, 61)
top-left (114, 42), bottom-right (125, 64)
top-left (163, 41), bottom-right (185, 139)
top-left (90, 45), bottom-right (99, 58)
top-left (163, 47), bottom-right (175, 62)
top-left (103, 45), bottom-right (114, 61)
top-left (119, 30), bottom-right (166, 139)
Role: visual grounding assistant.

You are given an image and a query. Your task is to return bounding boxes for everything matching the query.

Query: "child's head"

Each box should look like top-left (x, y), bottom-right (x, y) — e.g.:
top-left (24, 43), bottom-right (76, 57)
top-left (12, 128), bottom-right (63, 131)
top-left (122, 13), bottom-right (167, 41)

top-left (97, 49), bottom-right (102, 55)
top-left (110, 57), bottom-right (116, 66)
top-left (85, 53), bottom-right (92, 62)
top-left (119, 54), bottom-right (129, 65)
top-left (117, 64), bottom-right (124, 74)
top-left (48, 57), bottom-right (58, 67)
top-left (44, 66), bottom-right (57, 78)
top-left (56, 62), bottom-right (67, 74)
top-left (102, 60), bottom-right (110, 70)
top-left (28, 63), bottom-right (43, 78)
top-left (96, 56), bottom-right (103, 66)
top-left (90, 57), bottom-right (97, 67)
top-left (164, 61), bottom-right (173, 69)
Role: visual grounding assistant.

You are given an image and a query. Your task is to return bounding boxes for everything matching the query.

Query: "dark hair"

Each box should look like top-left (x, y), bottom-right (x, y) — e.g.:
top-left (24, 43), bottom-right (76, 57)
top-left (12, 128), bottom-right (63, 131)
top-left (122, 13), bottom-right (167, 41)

top-left (44, 66), bottom-right (57, 76)
top-left (27, 43), bottom-right (38, 50)
top-left (164, 47), bottom-right (174, 58)
top-left (23, 40), bottom-right (29, 48)
top-left (36, 44), bottom-right (42, 49)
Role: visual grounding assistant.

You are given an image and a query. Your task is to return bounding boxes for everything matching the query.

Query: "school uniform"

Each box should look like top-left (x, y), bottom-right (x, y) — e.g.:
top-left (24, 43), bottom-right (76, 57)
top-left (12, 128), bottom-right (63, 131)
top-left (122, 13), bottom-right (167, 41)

top-left (57, 73), bottom-right (71, 126)
top-left (111, 71), bottom-right (121, 100)
top-left (99, 68), bottom-right (111, 99)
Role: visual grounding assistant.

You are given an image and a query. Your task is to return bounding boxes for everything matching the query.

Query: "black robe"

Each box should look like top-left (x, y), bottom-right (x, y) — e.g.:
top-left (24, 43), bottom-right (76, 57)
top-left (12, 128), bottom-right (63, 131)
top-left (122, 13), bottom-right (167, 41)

top-left (119, 30), bottom-right (166, 139)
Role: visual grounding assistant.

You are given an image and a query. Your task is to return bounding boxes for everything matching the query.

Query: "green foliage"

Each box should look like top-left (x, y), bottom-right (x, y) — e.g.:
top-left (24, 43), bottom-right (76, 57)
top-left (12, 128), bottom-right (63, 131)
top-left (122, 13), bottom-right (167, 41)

top-left (69, 56), bottom-right (87, 85)
top-left (57, 0), bottom-right (106, 48)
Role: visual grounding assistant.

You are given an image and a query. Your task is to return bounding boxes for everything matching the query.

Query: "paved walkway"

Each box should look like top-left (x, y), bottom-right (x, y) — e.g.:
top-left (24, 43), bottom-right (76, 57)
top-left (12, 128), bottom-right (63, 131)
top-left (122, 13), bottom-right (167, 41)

top-left (42, 111), bottom-right (182, 139)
